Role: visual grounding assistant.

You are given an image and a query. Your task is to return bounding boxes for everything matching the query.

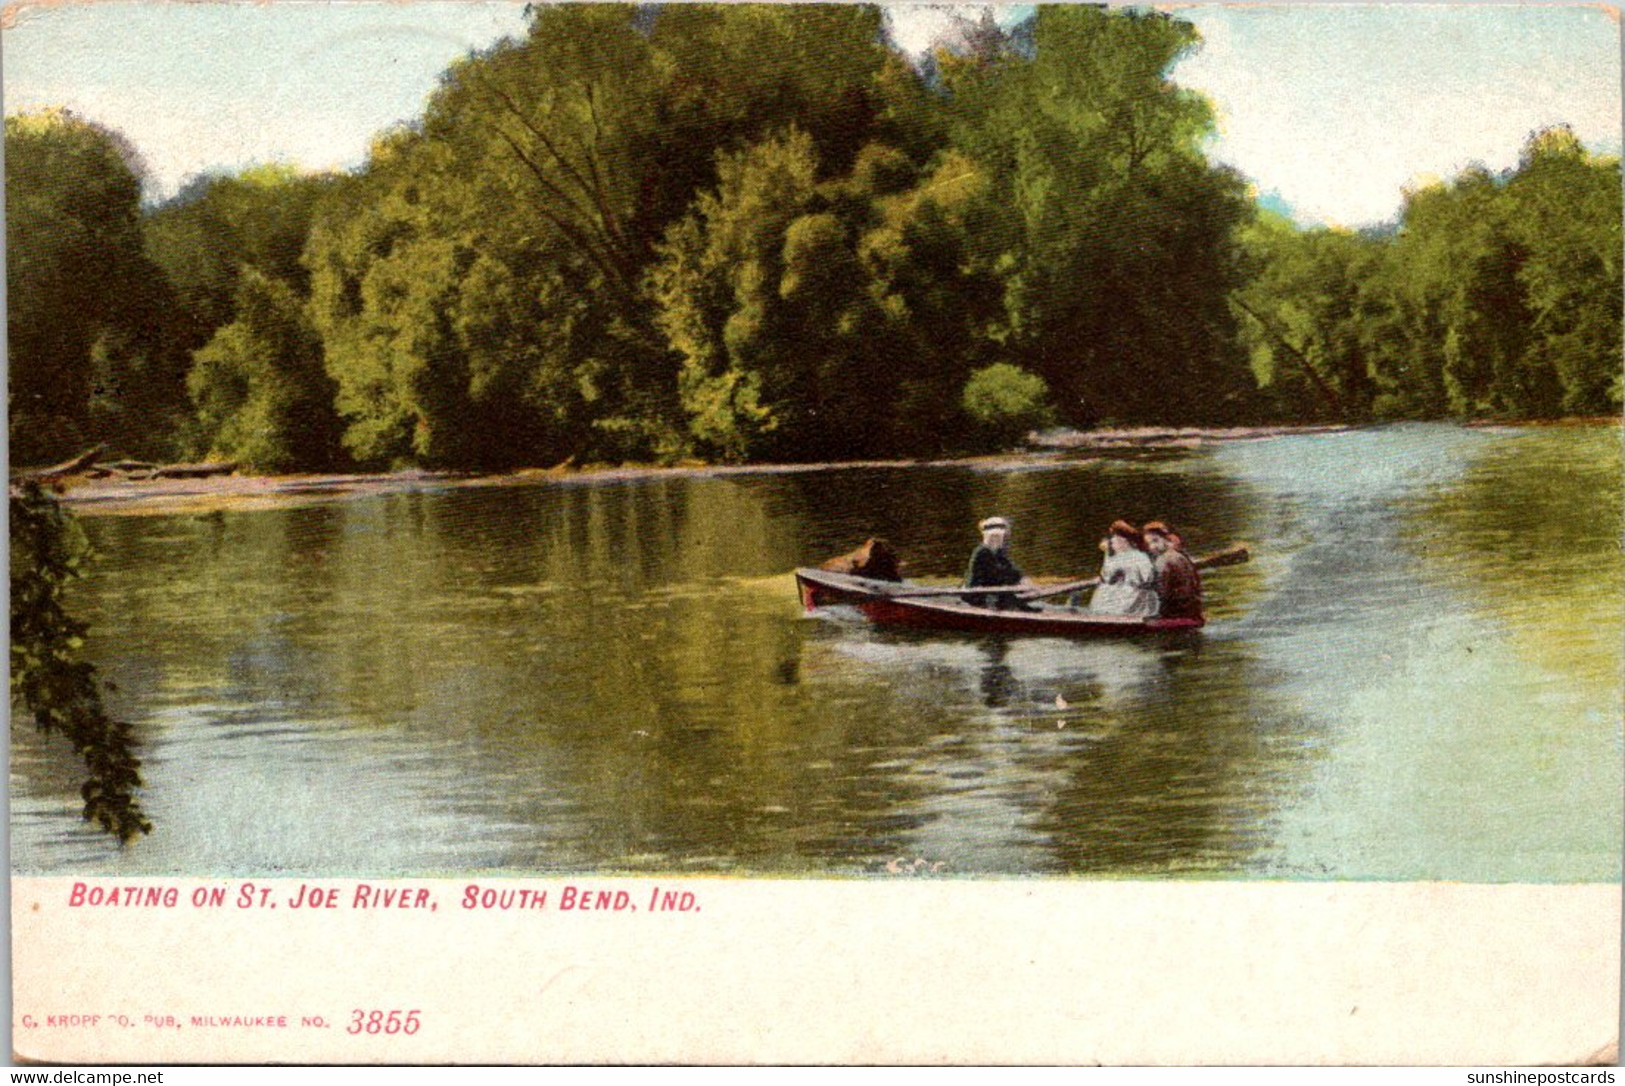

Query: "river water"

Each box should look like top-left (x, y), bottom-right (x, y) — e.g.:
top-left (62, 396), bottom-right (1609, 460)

top-left (11, 424), bottom-right (1621, 880)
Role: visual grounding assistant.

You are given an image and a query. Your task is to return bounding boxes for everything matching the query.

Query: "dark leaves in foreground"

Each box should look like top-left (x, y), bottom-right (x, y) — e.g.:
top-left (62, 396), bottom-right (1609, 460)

top-left (9, 481), bottom-right (151, 842)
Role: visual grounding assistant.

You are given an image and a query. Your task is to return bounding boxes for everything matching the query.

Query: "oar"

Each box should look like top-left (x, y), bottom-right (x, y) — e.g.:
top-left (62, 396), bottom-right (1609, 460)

top-left (1017, 544), bottom-right (1251, 600)
top-left (886, 545), bottom-right (1251, 600)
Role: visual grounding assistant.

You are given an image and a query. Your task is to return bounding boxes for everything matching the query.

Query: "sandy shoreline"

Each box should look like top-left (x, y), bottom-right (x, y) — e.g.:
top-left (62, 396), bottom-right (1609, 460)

top-left (23, 420), bottom-right (1611, 517)
top-left (1028, 422), bottom-right (1357, 449)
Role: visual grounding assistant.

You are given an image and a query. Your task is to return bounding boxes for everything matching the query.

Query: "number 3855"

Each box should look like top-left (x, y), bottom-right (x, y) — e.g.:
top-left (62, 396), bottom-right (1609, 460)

top-left (348, 1009), bottom-right (421, 1035)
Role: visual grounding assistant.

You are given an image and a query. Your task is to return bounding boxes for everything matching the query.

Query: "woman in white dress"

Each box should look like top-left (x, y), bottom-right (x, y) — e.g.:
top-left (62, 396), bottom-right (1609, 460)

top-left (1088, 520), bottom-right (1160, 617)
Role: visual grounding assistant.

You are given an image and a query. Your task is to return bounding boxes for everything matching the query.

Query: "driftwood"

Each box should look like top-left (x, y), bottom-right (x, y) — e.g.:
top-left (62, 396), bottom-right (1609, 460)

top-left (98, 460), bottom-right (238, 480)
top-left (20, 444), bottom-right (108, 481)
top-left (89, 460), bottom-right (157, 480)
top-left (16, 448), bottom-right (238, 485)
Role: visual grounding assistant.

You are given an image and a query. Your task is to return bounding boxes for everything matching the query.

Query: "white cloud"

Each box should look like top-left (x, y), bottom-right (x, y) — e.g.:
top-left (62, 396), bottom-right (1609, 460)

top-left (885, 4), bottom-right (1032, 59)
top-left (887, 5), bottom-right (983, 57)
top-left (1175, 6), bottom-right (1622, 227)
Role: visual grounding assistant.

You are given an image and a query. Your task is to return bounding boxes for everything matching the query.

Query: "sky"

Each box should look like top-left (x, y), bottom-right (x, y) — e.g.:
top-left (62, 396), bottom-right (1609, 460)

top-left (2, 2), bottom-right (533, 194)
top-left (3, 2), bottom-right (1621, 227)
top-left (1172, 5), bottom-right (1622, 226)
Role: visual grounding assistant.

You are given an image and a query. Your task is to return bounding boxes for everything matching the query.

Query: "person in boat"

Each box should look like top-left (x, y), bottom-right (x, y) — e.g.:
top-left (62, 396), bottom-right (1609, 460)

top-left (1088, 520), bottom-right (1160, 617)
top-left (1143, 520), bottom-right (1203, 620)
top-left (965, 516), bottom-right (1035, 610)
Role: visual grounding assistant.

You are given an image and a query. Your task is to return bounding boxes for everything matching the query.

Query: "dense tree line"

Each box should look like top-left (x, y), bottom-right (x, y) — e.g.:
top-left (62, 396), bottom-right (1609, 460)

top-left (5, 111), bottom-right (189, 465)
top-left (1235, 125), bottom-right (1622, 422)
top-left (7, 6), bottom-right (1621, 473)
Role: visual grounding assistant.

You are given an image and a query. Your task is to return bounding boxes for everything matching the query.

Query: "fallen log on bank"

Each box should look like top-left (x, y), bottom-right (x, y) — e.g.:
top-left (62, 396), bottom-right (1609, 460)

top-left (20, 444), bottom-right (108, 482)
top-left (90, 459), bottom-right (159, 478)
top-left (13, 447), bottom-right (239, 490)
top-left (60, 458), bottom-right (238, 482)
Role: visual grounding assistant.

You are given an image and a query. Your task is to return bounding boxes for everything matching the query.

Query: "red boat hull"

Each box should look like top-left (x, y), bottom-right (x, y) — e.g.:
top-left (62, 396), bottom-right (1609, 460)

top-left (795, 569), bottom-right (1203, 637)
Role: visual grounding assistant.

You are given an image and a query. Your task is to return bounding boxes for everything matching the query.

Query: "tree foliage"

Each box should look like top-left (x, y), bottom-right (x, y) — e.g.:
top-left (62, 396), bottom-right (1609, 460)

top-left (145, 164), bottom-right (338, 351)
top-left (1233, 214), bottom-right (1389, 420)
top-left (6, 12), bottom-right (1620, 472)
top-left (6, 110), bottom-right (188, 463)
top-left (189, 269), bottom-right (345, 472)
top-left (938, 7), bottom-right (1259, 426)
top-left (962, 362), bottom-right (1056, 448)
top-left (1239, 127), bottom-right (1622, 421)
top-left (9, 482), bottom-right (151, 842)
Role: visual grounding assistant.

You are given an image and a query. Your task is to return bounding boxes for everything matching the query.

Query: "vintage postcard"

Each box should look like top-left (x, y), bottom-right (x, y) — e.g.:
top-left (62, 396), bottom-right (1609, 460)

top-left (6, 0), bottom-right (1621, 1065)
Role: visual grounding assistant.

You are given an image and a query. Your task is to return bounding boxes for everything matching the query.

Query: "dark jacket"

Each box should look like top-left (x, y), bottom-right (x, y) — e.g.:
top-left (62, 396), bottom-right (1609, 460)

top-left (965, 545), bottom-right (1026, 609)
top-left (1153, 548), bottom-right (1204, 620)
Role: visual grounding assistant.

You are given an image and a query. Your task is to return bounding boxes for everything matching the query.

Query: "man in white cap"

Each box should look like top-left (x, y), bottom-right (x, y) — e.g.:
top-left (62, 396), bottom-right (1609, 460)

top-left (964, 516), bottom-right (1032, 609)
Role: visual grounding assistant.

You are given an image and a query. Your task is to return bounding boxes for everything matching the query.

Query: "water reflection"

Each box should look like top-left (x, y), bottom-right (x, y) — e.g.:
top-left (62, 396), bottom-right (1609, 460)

top-left (794, 621), bottom-right (1310, 876)
top-left (10, 425), bottom-right (1620, 880)
top-left (1214, 425), bottom-right (1623, 880)
top-left (977, 641), bottom-right (1017, 708)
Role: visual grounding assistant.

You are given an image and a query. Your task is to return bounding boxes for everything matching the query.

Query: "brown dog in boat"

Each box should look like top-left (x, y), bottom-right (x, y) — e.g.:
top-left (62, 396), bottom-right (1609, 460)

top-left (819, 538), bottom-right (904, 582)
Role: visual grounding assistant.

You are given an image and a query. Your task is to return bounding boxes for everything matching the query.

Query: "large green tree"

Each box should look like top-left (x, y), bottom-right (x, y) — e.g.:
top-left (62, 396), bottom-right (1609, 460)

top-left (145, 164), bottom-right (338, 353)
top-left (1239, 126), bottom-right (1622, 421)
top-left (940, 7), bottom-right (1259, 426)
top-left (650, 133), bottom-right (1005, 460)
top-left (188, 269), bottom-right (344, 472)
top-left (1502, 126), bottom-right (1623, 414)
top-left (6, 110), bottom-right (188, 463)
top-left (305, 3), bottom-right (934, 468)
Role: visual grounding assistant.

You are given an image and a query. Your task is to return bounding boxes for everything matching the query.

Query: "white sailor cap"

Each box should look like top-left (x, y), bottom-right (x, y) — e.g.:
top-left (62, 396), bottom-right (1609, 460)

top-left (979, 516), bottom-right (1011, 531)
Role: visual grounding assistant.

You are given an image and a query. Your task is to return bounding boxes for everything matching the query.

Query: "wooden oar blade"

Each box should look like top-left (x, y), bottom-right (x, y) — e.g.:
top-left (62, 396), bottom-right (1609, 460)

top-left (1193, 544), bottom-right (1250, 570)
top-left (1022, 546), bottom-right (1250, 600)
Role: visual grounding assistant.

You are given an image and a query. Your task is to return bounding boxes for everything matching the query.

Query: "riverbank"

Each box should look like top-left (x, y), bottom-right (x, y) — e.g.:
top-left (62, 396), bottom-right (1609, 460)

top-left (1030, 423), bottom-right (1356, 449)
top-left (31, 420), bottom-right (1609, 517)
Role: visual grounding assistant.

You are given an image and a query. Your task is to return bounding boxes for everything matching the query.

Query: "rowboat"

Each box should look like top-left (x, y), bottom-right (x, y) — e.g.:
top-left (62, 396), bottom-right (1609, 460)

top-left (794, 567), bottom-right (1205, 637)
top-left (797, 543), bottom-right (1247, 637)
